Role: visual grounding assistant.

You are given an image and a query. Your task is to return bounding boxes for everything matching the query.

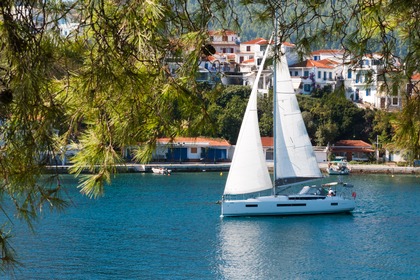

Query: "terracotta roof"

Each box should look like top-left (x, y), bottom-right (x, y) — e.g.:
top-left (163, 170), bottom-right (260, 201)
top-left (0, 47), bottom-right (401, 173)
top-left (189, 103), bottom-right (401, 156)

top-left (334, 140), bottom-right (371, 147)
top-left (289, 59), bottom-right (335, 69)
top-left (241, 38), bottom-right (269, 45)
top-left (261, 137), bottom-right (273, 147)
top-left (207, 56), bottom-right (217, 62)
top-left (412, 73), bottom-right (420, 81)
top-left (319, 58), bottom-right (340, 66)
top-left (158, 137), bottom-right (230, 147)
top-left (331, 140), bottom-right (374, 152)
top-left (241, 58), bottom-right (254, 64)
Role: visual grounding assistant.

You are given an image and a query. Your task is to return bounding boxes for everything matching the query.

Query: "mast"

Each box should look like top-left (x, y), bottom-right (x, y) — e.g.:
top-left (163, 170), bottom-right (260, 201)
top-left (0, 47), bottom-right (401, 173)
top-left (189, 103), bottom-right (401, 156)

top-left (272, 9), bottom-right (279, 195)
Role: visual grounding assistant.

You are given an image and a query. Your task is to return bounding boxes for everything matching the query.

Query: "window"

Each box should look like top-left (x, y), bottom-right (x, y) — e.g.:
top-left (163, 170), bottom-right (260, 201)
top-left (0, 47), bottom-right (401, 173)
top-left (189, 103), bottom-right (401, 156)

top-left (392, 97), bottom-right (399, 106)
top-left (222, 35), bottom-right (228, 41)
top-left (246, 204), bottom-right (258, 207)
top-left (347, 69), bottom-right (352, 79)
top-left (277, 204), bottom-right (306, 207)
top-left (329, 72), bottom-right (332, 79)
top-left (191, 147), bottom-right (198, 154)
top-left (323, 72), bottom-right (327, 80)
top-left (246, 46), bottom-right (251, 52)
top-left (295, 71), bottom-right (298, 76)
top-left (363, 59), bottom-right (369, 66)
top-left (366, 88), bottom-right (371, 96)
top-left (304, 71), bottom-right (309, 77)
top-left (303, 84), bottom-right (311, 92)
top-left (318, 71), bottom-right (321, 79)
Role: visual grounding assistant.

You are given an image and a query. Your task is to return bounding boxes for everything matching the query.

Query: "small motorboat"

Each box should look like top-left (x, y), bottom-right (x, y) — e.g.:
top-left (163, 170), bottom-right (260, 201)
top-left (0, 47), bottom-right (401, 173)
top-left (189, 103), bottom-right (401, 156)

top-left (151, 167), bottom-right (172, 175)
top-left (327, 159), bottom-right (350, 175)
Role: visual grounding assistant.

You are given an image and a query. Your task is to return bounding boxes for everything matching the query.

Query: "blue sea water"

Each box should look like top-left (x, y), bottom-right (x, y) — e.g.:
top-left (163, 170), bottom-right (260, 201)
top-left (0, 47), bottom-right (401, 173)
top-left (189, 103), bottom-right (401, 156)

top-left (4, 173), bottom-right (420, 279)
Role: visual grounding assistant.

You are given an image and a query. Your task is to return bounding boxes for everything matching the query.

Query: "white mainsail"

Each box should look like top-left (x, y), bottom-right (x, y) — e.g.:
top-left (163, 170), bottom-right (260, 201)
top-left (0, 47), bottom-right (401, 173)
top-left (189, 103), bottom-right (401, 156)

top-left (274, 53), bottom-right (323, 186)
top-left (223, 42), bottom-right (272, 195)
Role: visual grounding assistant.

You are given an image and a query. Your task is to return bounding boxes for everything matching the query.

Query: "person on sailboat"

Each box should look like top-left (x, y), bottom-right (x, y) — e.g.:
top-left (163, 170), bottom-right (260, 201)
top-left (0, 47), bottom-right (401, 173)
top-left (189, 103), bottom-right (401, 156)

top-left (328, 188), bottom-right (336, 196)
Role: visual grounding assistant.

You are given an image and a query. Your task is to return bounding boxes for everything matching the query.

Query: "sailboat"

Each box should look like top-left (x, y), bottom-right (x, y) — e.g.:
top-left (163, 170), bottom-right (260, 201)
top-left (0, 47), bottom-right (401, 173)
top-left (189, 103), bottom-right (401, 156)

top-left (221, 38), bottom-right (356, 217)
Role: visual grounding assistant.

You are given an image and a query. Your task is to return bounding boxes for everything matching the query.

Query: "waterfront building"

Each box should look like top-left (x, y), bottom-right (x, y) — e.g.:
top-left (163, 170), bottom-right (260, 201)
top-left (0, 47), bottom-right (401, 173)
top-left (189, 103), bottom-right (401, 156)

top-left (150, 137), bottom-right (231, 163)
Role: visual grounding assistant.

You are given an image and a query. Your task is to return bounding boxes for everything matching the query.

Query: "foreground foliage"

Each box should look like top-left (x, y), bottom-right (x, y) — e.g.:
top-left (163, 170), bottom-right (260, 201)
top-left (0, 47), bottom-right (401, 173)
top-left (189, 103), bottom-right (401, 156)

top-left (0, 0), bottom-right (419, 273)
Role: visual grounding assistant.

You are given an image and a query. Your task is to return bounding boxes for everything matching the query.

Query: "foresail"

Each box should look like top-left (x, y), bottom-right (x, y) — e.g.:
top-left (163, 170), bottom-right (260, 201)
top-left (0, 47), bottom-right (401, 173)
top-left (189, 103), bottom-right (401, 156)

top-left (274, 54), bottom-right (323, 186)
top-left (224, 42), bottom-right (272, 195)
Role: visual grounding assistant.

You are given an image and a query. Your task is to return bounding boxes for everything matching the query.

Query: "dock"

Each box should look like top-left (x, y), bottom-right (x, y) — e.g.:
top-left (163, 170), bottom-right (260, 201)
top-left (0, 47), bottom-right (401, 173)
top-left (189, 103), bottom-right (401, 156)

top-left (45, 162), bottom-right (420, 175)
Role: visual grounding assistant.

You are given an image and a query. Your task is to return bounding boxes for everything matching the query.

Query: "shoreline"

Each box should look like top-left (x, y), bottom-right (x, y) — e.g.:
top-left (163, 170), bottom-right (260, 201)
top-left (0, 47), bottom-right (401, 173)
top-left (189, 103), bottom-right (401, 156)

top-left (46, 162), bottom-right (420, 175)
top-left (318, 163), bottom-right (420, 175)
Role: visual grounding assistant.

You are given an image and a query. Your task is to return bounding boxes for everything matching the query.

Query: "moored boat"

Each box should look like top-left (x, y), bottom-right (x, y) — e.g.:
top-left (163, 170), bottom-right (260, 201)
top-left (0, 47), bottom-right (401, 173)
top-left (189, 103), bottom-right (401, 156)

top-left (327, 159), bottom-right (351, 175)
top-left (152, 167), bottom-right (172, 175)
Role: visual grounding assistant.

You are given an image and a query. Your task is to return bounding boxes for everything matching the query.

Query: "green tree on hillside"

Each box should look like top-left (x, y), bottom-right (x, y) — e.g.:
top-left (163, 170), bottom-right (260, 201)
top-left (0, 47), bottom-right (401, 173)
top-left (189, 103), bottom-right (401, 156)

top-left (212, 86), bottom-right (250, 144)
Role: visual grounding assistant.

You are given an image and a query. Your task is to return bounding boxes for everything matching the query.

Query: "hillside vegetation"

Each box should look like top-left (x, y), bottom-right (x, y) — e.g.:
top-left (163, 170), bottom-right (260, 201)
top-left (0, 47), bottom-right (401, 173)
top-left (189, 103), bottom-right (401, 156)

top-left (207, 85), bottom-right (391, 148)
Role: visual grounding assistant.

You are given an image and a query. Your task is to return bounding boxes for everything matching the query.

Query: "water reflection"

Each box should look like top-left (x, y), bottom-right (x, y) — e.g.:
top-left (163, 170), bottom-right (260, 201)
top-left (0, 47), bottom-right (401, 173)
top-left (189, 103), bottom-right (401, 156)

top-left (217, 220), bottom-right (267, 279)
top-left (216, 215), bottom-right (359, 280)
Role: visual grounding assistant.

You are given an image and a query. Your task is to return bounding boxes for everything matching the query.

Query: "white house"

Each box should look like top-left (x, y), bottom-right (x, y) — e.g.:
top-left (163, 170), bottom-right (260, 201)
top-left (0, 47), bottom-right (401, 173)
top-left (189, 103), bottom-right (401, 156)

top-left (289, 59), bottom-right (340, 94)
top-left (310, 49), bottom-right (346, 62)
top-left (341, 53), bottom-right (403, 110)
top-left (208, 30), bottom-right (241, 55)
top-left (237, 37), bottom-right (270, 65)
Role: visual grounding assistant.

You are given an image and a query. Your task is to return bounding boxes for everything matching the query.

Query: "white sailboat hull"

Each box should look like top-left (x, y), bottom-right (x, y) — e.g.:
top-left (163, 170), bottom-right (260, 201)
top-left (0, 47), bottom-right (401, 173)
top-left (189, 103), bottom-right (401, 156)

top-left (221, 195), bottom-right (355, 217)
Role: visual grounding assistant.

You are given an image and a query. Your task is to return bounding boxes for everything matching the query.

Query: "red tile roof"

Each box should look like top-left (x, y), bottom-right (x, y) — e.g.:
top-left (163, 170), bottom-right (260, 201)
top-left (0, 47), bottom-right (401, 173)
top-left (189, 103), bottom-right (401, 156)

top-left (289, 59), bottom-right (335, 69)
top-left (207, 56), bottom-right (217, 62)
top-left (331, 140), bottom-right (374, 152)
top-left (334, 140), bottom-right (371, 147)
top-left (242, 38), bottom-right (269, 45)
top-left (261, 137), bottom-right (273, 147)
top-left (241, 58), bottom-right (254, 64)
top-left (412, 73), bottom-right (420, 81)
top-left (319, 58), bottom-right (340, 66)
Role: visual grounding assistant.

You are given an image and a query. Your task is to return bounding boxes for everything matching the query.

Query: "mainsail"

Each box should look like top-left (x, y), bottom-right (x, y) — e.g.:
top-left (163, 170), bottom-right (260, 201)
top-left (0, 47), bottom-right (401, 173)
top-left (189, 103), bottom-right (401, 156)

top-left (223, 41), bottom-right (272, 195)
top-left (274, 53), bottom-right (323, 186)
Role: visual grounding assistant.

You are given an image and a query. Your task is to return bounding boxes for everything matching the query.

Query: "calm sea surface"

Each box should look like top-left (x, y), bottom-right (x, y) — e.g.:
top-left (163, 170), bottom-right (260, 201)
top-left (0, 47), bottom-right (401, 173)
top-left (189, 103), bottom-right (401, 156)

top-left (4, 173), bottom-right (420, 279)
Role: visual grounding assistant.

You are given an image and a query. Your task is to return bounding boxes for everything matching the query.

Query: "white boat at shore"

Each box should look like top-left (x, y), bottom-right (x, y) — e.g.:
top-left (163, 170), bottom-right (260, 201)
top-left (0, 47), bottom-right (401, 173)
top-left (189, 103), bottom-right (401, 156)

top-left (152, 167), bottom-right (172, 175)
top-left (327, 158), bottom-right (351, 175)
top-left (220, 34), bottom-right (356, 217)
